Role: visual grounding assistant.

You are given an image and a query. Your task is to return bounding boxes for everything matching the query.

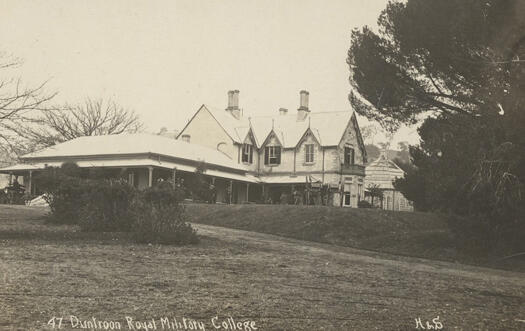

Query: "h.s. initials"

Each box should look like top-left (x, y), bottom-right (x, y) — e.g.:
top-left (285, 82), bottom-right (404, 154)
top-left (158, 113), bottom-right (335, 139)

top-left (415, 316), bottom-right (443, 330)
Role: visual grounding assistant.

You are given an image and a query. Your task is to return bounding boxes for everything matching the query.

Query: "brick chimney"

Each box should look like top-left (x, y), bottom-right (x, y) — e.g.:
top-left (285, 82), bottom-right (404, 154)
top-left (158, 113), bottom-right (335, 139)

top-left (181, 134), bottom-right (190, 143)
top-left (279, 108), bottom-right (288, 116)
top-left (226, 90), bottom-right (240, 119)
top-left (297, 90), bottom-right (310, 121)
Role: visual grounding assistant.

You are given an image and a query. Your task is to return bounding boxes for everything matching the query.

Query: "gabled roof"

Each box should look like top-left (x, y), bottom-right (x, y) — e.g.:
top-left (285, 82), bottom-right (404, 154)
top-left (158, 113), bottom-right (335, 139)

top-left (177, 104), bottom-right (251, 144)
top-left (295, 127), bottom-right (321, 149)
top-left (366, 153), bottom-right (405, 172)
top-left (259, 129), bottom-right (283, 148)
top-left (202, 105), bottom-right (251, 144)
top-left (21, 133), bottom-right (248, 172)
top-left (202, 109), bottom-right (355, 149)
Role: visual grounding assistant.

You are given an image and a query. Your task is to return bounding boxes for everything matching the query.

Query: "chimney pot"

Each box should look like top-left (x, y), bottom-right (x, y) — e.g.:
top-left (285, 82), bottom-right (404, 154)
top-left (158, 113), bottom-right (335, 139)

top-left (279, 108), bottom-right (288, 115)
top-left (297, 90), bottom-right (310, 121)
top-left (181, 134), bottom-right (191, 143)
top-left (226, 90), bottom-right (241, 119)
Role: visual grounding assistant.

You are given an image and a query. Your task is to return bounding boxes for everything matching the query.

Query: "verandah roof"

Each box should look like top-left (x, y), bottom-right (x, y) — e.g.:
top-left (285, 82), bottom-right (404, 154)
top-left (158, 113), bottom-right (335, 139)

top-left (0, 158), bottom-right (260, 183)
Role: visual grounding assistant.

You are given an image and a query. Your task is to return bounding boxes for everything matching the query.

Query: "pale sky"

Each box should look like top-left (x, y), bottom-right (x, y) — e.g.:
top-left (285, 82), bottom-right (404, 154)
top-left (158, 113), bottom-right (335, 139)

top-left (1, 0), bottom-right (419, 148)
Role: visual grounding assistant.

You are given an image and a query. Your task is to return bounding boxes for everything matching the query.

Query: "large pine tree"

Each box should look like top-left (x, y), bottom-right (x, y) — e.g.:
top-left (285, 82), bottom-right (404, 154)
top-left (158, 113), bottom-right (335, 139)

top-left (348, 0), bottom-right (525, 252)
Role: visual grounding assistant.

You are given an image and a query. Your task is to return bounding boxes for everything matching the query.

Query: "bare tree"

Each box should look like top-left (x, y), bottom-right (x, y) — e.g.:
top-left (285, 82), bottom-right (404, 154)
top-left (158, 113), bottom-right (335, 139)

top-left (359, 124), bottom-right (378, 144)
top-left (37, 97), bottom-right (144, 142)
top-left (0, 54), bottom-right (56, 160)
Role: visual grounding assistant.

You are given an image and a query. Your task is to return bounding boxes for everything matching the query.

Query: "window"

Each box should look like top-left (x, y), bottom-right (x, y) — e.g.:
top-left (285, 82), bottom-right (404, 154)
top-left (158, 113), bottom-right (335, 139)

top-left (344, 192), bottom-right (351, 206)
top-left (305, 144), bottom-right (315, 163)
top-left (344, 146), bottom-right (355, 165)
top-left (242, 144), bottom-right (253, 164)
top-left (264, 146), bottom-right (281, 165)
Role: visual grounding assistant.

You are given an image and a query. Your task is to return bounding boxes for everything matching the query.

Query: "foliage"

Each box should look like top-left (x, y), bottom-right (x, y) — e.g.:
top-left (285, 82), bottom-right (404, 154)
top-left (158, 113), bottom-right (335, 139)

top-left (392, 112), bottom-right (524, 252)
top-left (358, 200), bottom-right (373, 208)
top-left (187, 161), bottom-right (212, 202)
top-left (366, 183), bottom-right (383, 206)
top-left (35, 166), bottom-right (86, 224)
top-left (350, 0), bottom-right (525, 254)
top-left (78, 180), bottom-right (136, 232)
top-left (36, 164), bottom-right (197, 245)
top-left (348, 0), bottom-right (525, 129)
top-left (132, 182), bottom-right (198, 245)
top-left (365, 144), bottom-right (380, 161)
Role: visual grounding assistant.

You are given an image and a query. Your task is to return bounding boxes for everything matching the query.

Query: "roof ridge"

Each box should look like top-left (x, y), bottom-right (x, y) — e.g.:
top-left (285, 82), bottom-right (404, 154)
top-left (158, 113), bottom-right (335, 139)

top-left (203, 105), bottom-right (353, 119)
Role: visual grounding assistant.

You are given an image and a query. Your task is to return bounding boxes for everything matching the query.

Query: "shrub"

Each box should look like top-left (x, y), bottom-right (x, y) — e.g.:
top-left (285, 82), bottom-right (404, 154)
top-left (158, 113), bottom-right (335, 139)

top-left (37, 164), bottom-right (198, 245)
top-left (78, 180), bottom-right (136, 232)
top-left (0, 190), bottom-right (6, 204)
top-left (132, 182), bottom-right (198, 245)
top-left (358, 200), bottom-right (373, 208)
top-left (37, 172), bottom-right (86, 224)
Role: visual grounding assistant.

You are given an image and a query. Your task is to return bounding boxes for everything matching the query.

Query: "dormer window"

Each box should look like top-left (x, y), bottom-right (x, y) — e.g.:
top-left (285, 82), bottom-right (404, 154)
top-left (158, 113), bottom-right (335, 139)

top-left (344, 146), bottom-right (355, 165)
top-left (305, 144), bottom-right (315, 163)
top-left (242, 143), bottom-right (253, 164)
top-left (264, 146), bottom-right (281, 165)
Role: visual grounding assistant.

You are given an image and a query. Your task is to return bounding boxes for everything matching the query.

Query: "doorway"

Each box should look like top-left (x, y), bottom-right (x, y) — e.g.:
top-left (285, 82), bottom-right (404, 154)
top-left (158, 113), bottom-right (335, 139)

top-left (343, 183), bottom-right (351, 207)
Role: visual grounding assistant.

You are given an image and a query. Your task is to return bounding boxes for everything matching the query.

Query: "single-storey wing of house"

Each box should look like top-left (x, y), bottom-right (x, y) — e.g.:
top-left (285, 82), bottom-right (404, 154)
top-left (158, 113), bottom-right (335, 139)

top-left (0, 133), bottom-right (259, 204)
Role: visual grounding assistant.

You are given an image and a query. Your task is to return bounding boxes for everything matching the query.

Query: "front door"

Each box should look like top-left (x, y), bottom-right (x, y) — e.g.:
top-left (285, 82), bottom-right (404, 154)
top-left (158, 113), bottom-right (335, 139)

top-left (343, 183), bottom-right (351, 207)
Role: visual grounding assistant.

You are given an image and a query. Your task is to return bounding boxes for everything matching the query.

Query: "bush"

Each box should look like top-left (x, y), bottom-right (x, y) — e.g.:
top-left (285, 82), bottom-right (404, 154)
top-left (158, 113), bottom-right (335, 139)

top-left (37, 164), bottom-right (198, 245)
top-left (78, 180), bottom-right (136, 232)
top-left (358, 200), bottom-right (373, 208)
top-left (132, 182), bottom-right (198, 245)
top-left (37, 172), bottom-right (86, 224)
top-left (0, 190), bottom-right (6, 204)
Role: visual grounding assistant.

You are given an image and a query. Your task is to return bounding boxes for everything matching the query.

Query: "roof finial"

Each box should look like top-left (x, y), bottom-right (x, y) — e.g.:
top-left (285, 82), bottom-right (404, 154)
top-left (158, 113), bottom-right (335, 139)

top-left (272, 118), bottom-right (275, 130)
top-left (308, 116), bottom-right (311, 128)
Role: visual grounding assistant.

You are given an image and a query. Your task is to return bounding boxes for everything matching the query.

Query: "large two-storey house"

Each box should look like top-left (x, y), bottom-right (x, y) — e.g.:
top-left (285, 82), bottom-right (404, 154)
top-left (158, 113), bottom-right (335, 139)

top-left (177, 90), bottom-right (367, 207)
top-left (1, 90), bottom-right (367, 207)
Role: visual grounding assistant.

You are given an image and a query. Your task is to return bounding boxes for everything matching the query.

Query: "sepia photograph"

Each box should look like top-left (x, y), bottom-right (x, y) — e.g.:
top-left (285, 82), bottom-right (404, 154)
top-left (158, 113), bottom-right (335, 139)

top-left (1, 0), bottom-right (524, 330)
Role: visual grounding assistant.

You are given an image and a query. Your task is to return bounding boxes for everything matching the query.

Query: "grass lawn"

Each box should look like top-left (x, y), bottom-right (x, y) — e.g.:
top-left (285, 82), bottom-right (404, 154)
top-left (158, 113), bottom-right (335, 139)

top-left (185, 204), bottom-right (524, 271)
top-left (1, 205), bottom-right (525, 330)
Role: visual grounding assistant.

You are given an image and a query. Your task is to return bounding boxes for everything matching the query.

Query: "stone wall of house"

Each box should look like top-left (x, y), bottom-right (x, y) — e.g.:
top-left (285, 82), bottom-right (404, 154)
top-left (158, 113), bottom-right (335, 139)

top-left (295, 132), bottom-right (324, 174)
top-left (258, 134), bottom-right (295, 174)
top-left (326, 117), bottom-right (366, 172)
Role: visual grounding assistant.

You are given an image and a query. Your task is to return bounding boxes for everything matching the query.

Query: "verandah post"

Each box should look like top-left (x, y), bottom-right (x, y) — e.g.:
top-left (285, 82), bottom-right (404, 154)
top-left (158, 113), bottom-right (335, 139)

top-left (148, 166), bottom-right (153, 187)
top-left (28, 170), bottom-right (33, 196)
top-left (229, 180), bottom-right (233, 204)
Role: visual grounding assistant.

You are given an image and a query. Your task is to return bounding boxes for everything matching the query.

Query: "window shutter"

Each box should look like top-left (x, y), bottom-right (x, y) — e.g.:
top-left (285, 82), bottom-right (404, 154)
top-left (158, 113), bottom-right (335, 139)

top-left (276, 147), bottom-right (281, 164)
top-left (305, 145), bottom-right (308, 163)
top-left (264, 147), bottom-right (269, 165)
top-left (351, 148), bottom-right (355, 165)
